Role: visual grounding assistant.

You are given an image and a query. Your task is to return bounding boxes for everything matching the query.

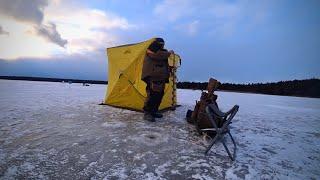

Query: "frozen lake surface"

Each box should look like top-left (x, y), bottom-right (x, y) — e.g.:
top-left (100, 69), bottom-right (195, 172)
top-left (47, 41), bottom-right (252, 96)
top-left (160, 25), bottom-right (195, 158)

top-left (0, 80), bottom-right (319, 179)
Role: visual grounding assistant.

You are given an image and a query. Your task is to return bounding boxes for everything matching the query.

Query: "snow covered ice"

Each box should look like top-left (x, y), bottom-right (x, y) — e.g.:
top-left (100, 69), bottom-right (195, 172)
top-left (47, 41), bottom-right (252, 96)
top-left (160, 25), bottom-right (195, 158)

top-left (0, 80), bottom-right (319, 179)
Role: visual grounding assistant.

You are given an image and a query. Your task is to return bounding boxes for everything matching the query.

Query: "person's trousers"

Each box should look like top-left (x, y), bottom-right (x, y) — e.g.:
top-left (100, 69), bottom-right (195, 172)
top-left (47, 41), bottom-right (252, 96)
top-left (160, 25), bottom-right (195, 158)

top-left (143, 80), bottom-right (165, 113)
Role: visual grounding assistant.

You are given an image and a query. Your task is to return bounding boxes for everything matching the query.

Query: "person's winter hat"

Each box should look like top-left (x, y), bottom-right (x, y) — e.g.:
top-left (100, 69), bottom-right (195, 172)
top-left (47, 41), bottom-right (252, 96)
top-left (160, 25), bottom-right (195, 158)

top-left (155, 38), bottom-right (165, 44)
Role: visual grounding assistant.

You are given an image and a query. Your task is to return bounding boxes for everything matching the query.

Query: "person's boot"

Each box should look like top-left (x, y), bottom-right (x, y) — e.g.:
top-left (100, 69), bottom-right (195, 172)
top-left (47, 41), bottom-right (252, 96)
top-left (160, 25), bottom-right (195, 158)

top-left (144, 112), bottom-right (155, 122)
top-left (151, 112), bottom-right (163, 118)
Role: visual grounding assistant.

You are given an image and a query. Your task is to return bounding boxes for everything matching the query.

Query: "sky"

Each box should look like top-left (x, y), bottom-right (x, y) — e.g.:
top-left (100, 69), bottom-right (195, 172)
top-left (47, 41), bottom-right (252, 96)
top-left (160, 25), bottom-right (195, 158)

top-left (0, 0), bottom-right (319, 83)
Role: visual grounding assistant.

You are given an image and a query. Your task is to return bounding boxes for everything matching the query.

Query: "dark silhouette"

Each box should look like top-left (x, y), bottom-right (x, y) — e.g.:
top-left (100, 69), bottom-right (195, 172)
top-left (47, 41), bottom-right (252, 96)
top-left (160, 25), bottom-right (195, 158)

top-left (177, 79), bottom-right (320, 98)
top-left (1, 76), bottom-right (319, 98)
top-left (0, 76), bottom-right (107, 85)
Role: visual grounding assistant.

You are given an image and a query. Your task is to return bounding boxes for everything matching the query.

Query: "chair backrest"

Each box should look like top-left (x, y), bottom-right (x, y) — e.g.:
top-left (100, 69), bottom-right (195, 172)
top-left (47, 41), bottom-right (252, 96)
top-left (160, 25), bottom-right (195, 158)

top-left (206, 103), bottom-right (239, 132)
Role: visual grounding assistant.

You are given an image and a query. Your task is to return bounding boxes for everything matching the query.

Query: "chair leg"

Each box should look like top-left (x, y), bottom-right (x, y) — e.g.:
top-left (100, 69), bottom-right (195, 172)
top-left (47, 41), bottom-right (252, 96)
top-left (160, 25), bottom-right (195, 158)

top-left (221, 139), bottom-right (234, 161)
top-left (204, 132), bottom-right (237, 160)
top-left (205, 134), bottom-right (220, 155)
top-left (228, 131), bottom-right (237, 160)
top-left (203, 104), bottom-right (239, 161)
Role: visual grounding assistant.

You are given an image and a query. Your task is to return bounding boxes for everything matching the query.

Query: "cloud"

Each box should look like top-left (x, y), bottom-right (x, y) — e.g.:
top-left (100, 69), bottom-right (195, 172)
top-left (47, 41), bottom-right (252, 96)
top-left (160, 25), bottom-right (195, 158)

top-left (0, 19), bottom-right (58, 59)
top-left (0, 51), bottom-right (108, 80)
top-left (154, 0), bottom-right (244, 21)
top-left (0, 0), bottom-right (47, 24)
top-left (44, 3), bottom-right (131, 53)
top-left (35, 22), bottom-right (67, 47)
top-left (154, 0), bottom-right (272, 38)
top-left (209, 2), bottom-right (241, 19)
top-left (0, 0), bottom-right (133, 59)
top-left (154, 0), bottom-right (240, 37)
top-left (35, 22), bottom-right (67, 48)
top-left (0, 26), bottom-right (9, 35)
top-left (0, 0), bottom-right (67, 48)
top-left (175, 20), bottom-right (200, 36)
top-left (186, 20), bottom-right (199, 36)
top-left (154, 0), bottom-right (195, 22)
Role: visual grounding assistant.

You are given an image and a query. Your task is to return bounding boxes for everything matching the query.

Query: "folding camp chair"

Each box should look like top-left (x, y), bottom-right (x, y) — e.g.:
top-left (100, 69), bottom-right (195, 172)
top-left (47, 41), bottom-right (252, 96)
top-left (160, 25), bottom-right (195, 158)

top-left (200, 103), bottom-right (239, 161)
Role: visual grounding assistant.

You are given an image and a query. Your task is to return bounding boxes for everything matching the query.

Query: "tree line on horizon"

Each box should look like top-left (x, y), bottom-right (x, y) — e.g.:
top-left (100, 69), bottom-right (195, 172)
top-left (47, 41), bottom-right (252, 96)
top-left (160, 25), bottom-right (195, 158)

top-left (1, 76), bottom-right (319, 98)
top-left (177, 78), bottom-right (320, 98)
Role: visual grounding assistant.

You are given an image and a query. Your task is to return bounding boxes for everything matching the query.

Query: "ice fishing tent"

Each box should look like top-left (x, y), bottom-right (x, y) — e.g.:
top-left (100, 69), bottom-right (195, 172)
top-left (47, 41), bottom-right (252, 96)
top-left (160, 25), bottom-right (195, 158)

top-left (104, 38), bottom-right (181, 111)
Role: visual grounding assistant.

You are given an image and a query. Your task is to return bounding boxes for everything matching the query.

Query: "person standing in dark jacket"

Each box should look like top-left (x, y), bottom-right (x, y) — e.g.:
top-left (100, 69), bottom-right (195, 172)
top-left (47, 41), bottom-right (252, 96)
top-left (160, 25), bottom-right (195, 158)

top-left (141, 38), bottom-right (174, 122)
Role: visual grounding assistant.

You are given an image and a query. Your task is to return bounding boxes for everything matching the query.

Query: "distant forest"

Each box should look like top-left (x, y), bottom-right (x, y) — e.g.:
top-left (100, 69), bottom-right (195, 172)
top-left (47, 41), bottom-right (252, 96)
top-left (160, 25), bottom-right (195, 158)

top-left (1, 76), bottom-right (319, 98)
top-left (0, 76), bottom-right (107, 84)
top-left (177, 79), bottom-right (320, 98)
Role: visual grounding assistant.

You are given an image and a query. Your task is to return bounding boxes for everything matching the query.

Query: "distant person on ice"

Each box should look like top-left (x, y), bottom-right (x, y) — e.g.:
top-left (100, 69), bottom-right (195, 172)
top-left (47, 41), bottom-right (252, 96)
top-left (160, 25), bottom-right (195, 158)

top-left (141, 38), bottom-right (174, 122)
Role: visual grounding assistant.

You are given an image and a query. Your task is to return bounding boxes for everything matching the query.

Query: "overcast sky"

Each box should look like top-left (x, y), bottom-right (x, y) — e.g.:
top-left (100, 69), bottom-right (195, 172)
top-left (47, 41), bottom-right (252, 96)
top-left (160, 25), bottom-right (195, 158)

top-left (0, 0), bottom-right (319, 83)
